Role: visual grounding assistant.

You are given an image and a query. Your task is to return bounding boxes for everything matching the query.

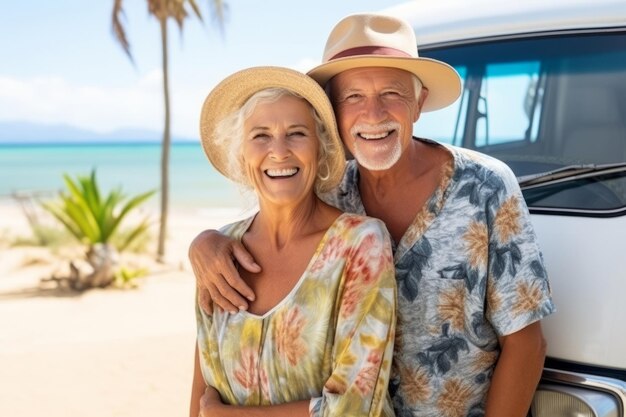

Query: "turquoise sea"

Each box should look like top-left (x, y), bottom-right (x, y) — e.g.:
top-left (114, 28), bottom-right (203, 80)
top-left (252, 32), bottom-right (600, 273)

top-left (0, 142), bottom-right (245, 209)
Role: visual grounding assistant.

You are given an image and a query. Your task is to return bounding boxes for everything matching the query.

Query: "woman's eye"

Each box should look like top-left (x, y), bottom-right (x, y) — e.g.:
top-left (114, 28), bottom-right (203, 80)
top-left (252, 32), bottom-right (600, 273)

top-left (251, 133), bottom-right (269, 140)
top-left (289, 131), bottom-right (306, 137)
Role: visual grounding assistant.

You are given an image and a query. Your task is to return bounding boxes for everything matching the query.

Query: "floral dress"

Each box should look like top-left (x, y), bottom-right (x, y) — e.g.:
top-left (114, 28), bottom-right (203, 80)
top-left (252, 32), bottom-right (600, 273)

top-left (196, 213), bottom-right (397, 416)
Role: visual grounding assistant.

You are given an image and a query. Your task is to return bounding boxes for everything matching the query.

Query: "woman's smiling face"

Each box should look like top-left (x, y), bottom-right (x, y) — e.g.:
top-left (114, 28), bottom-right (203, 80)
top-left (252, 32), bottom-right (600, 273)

top-left (242, 94), bottom-right (320, 207)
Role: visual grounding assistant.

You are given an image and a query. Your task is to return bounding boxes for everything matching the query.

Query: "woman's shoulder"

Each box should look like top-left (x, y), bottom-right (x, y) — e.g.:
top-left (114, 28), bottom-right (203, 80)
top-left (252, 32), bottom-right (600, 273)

top-left (336, 213), bottom-right (390, 239)
top-left (218, 214), bottom-right (255, 237)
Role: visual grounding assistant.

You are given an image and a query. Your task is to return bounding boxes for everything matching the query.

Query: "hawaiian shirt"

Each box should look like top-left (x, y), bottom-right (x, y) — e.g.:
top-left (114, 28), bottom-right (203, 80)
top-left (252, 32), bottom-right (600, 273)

top-left (196, 213), bottom-right (397, 416)
top-left (322, 138), bottom-right (556, 417)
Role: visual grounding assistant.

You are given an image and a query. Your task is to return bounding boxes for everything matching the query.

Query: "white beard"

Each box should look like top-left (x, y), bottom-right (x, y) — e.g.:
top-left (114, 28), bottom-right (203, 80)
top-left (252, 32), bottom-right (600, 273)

top-left (353, 138), bottom-right (402, 171)
top-left (350, 122), bottom-right (403, 171)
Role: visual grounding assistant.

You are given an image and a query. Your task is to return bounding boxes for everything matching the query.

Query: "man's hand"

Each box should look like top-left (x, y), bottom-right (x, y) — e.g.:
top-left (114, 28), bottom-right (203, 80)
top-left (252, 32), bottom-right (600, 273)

top-left (188, 229), bottom-right (261, 313)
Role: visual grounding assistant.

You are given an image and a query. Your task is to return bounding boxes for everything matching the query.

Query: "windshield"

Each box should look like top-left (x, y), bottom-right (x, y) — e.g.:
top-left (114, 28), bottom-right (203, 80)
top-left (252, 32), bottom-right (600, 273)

top-left (418, 31), bottom-right (626, 214)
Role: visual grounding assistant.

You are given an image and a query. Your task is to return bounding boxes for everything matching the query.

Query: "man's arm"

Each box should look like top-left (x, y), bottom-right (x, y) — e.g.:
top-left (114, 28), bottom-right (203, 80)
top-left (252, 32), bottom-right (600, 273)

top-left (188, 229), bottom-right (261, 313)
top-left (484, 321), bottom-right (547, 417)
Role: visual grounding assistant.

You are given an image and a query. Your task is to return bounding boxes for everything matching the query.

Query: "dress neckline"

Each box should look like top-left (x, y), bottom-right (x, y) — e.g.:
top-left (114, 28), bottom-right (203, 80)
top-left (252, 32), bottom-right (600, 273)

top-left (236, 212), bottom-right (350, 320)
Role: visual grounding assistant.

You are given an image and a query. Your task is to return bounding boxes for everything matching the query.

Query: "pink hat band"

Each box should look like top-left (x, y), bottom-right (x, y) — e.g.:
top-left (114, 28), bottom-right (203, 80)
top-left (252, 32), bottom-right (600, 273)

top-left (330, 46), bottom-right (413, 61)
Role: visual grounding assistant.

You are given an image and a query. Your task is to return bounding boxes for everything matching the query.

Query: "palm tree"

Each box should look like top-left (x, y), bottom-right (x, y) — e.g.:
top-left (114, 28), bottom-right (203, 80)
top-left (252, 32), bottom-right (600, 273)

top-left (111, 0), bottom-right (226, 261)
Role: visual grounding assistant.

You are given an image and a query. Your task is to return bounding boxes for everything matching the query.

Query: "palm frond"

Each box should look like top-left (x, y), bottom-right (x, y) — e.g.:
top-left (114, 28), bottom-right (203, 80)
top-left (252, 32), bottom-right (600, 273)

top-left (117, 217), bottom-right (154, 252)
top-left (41, 201), bottom-right (84, 242)
top-left (111, 0), bottom-right (135, 63)
top-left (108, 189), bottom-right (156, 241)
top-left (206, 0), bottom-right (227, 33)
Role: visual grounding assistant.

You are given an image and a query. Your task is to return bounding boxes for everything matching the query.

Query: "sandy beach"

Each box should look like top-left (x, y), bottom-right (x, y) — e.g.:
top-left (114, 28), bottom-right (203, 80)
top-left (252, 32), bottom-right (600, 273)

top-left (0, 201), bottom-right (249, 417)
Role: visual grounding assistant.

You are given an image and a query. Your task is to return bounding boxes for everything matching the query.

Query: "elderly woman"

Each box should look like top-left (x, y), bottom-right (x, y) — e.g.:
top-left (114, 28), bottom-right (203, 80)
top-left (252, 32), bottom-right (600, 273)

top-left (189, 67), bottom-right (397, 417)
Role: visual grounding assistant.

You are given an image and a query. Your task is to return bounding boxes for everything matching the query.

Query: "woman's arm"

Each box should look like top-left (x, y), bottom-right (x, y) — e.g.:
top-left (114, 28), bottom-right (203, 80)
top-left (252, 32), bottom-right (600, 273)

top-left (193, 348), bottom-right (310, 417)
top-left (190, 344), bottom-right (206, 417)
top-left (188, 229), bottom-right (261, 313)
top-left (198, 389), bottom-right (310, 417)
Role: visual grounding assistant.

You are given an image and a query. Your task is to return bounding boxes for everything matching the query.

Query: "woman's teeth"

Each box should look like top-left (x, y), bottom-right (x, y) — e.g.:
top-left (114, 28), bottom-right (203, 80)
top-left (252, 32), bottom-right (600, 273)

top-left (265, 168), bottom-right (298, 177)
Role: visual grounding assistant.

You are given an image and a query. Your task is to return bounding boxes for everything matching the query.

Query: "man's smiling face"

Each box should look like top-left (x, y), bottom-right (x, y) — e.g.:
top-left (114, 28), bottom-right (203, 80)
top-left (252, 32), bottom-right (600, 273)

top-left (330, 67), bottom-right (423, 171)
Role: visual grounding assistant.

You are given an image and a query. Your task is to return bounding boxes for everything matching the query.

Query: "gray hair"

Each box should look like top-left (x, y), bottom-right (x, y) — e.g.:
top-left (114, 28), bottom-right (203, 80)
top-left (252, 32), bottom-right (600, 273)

top-left (411, 74), bottom-right (423, 100)
top-left (212, 87), bottom-right (334, 195)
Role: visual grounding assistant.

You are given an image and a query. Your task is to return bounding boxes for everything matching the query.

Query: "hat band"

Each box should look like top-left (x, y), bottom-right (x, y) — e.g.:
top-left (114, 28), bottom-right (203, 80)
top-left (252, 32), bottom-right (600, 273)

top-left (329, 45), bottom-right (413, 61)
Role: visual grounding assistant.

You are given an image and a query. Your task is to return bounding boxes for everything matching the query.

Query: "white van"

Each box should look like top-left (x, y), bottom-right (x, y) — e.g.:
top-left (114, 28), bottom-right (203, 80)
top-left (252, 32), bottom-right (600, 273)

top-left (387, 0), bottom-right (626, 415)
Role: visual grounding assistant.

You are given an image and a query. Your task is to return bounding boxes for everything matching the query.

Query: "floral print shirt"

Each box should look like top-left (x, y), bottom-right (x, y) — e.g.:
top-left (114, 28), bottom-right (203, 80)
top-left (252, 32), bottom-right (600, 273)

top-left (322, 139), bottom-right (556, 417)
top-left (196, 213), bottom-right (397, 417)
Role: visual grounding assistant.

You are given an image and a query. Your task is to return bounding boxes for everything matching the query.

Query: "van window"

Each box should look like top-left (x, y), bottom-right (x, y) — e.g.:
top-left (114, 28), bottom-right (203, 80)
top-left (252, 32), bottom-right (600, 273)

top-left (418, 32), bottom-right (626, 214)
top-left (475, 61), bottom-right (542, 147)
top-left (417, 67), bottom-right (467, 145)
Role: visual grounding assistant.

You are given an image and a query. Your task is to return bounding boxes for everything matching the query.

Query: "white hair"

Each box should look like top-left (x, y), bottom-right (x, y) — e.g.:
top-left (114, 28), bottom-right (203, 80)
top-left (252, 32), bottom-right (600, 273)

top-left (212, 88), bottom-right (334, 194)
top-left (411, 74), bottom-right (423, 100)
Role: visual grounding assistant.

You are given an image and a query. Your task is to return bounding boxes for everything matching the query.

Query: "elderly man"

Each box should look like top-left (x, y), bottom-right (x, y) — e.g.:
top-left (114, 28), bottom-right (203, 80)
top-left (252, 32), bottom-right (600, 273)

top-left (190, 13), bottom-right (555, 417)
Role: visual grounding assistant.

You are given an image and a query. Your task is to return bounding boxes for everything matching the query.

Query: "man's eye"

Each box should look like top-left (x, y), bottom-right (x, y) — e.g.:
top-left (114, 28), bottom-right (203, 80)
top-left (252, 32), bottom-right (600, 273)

top-left (343, 93), bottom-right (362, 102)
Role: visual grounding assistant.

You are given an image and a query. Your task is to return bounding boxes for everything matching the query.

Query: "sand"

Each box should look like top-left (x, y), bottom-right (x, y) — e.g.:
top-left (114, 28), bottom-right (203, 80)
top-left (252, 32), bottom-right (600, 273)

top-left (0, 201), bottom-right (249, 417)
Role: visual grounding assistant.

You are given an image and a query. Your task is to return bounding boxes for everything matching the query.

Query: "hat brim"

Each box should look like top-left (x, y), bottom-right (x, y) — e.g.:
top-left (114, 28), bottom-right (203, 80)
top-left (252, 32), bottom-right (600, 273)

top-left (307, 56), bottom-right (461, 112)
top-left (200, 66), bottom-right (346, 191)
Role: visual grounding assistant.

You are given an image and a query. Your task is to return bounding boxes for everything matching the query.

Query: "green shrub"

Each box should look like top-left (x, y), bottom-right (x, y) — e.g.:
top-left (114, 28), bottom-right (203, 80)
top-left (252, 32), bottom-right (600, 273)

top-left (41, 170), bottom-right (156, 251)
top-left (40, 170), bottom-right (157, 290)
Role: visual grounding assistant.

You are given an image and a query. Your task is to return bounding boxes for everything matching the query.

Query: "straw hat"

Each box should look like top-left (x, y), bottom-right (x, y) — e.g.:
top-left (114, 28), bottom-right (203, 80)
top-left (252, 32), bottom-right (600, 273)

top-left (307, 13), bottom-right (461, 112)
top-left (199, 66), bottom-right (346, 192)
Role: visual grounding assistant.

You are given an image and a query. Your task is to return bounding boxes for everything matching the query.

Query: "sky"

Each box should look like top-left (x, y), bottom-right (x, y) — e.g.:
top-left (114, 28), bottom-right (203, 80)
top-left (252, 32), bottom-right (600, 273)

top-left (0, 0), bottom-right (411, 139)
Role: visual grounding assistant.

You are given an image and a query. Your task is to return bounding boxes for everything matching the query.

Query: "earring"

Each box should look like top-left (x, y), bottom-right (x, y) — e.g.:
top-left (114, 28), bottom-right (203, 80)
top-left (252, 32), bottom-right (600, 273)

top-left (318, 159), bottom-right (330, 181)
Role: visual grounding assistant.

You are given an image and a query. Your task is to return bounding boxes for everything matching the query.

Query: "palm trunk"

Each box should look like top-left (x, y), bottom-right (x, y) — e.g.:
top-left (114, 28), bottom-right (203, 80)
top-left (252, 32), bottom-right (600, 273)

top-left (157, 17), bottom-right (171, 262)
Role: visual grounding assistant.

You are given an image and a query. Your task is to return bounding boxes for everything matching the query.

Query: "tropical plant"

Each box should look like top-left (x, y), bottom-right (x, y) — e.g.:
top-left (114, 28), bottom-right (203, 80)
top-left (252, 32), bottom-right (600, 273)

top-left (41, 170), bottom-right (156, 289)
top-left (111, 0), bottom-right (226, 261)
top-left (114, 265), bottom-right (150, 288)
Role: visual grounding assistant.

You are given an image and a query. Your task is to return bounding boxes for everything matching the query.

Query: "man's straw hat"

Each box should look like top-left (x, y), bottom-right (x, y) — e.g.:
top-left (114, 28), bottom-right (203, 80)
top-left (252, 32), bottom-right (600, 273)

top-left (199, 66), bottom-right (345, 191)
top-left (308, 13), bottom-right (461, 112)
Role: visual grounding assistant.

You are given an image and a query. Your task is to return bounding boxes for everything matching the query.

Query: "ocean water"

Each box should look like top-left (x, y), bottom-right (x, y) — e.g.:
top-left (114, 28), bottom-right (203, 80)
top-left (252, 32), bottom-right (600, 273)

top-left (0, 142), bottom-right (246, 209)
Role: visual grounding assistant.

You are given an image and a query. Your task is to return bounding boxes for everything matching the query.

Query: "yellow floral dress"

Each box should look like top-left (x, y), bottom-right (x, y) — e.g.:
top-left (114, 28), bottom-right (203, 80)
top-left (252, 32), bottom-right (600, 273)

top-left (196, 213), bottom-right (397, 416)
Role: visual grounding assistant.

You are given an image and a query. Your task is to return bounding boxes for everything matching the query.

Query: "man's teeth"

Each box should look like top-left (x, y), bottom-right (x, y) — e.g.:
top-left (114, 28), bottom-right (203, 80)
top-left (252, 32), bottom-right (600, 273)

top-left (359, 131), bottom-right (390, 140)
top-left (266, 168), bottom-right (298, 177)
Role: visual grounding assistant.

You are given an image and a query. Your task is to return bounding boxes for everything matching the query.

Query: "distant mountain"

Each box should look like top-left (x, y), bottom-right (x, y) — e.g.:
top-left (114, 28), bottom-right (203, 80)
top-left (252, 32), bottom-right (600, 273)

top-left (0, 121), bottom-right (197, 143)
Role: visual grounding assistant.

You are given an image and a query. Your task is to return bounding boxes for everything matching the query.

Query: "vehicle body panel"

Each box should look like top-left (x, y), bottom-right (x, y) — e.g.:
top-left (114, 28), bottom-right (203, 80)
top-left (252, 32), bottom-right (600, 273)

top-left (531, 213), bottom-right (626, 369)
top-left (386, 0), bottom-right (626, 46)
